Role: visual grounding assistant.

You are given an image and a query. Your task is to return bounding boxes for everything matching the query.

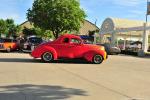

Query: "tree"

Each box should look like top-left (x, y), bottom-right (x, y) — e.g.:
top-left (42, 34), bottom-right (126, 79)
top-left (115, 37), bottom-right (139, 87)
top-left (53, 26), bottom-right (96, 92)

top-left (22, 27), bottom-right (54, 40)
top-left (27, 0), bottom-right (86, 38)
top-left (22, 27), bottom-right (37, 37)
top-left (0, 19), bottom-right (21, 38)
top-left (6, 19), bottom-right (21, 37)
top-left (0, 19), bottom-right (7, 35)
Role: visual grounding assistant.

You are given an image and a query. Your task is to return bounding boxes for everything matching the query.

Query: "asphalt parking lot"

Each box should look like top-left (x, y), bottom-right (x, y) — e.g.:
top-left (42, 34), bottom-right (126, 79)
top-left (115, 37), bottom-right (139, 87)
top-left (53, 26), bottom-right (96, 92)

top-left (0, 52), bottom-right (150, 100)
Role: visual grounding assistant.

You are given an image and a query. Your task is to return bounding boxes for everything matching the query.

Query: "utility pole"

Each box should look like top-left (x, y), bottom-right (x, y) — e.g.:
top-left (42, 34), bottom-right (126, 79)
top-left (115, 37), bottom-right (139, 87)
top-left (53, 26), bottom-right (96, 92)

top-left (94, 19), bottom-right (97, 44)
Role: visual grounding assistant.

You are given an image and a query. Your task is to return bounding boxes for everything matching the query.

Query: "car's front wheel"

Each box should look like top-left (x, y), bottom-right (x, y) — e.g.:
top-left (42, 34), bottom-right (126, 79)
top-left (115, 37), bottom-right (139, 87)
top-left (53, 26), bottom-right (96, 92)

top-left (93, 55), bottom-right (103, 64)
top-left (6, 47), bottom-right (11, 53)
top-left (42, 52), bottom-right (53, 62)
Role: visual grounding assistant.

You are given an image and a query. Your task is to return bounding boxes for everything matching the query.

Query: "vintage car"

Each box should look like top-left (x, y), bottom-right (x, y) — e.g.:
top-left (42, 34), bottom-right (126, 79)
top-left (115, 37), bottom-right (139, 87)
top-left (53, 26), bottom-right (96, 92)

top-left (97, 43), bottom-right (121, 55)
top-left (31, 34), bottom-right (107, 64)
top-left (125, 41), bottom-right (142, 52)
top-left (0, 38), bottom-right (18, 52)
top-left (20, 36), bottom-right (43, 53)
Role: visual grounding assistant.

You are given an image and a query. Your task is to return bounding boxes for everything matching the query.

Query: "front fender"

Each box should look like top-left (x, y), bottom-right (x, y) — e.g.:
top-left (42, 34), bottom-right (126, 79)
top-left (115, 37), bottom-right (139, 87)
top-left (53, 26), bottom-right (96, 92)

top-left (83, 50), bottom-right (105, 62)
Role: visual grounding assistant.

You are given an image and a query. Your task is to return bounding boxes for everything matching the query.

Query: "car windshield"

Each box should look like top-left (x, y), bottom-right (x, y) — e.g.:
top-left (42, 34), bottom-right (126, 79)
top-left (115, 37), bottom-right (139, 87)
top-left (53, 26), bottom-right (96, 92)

top-left (3, 39), bottom-right (13, 42)
top-left (29, 37), bottom-right (43, 43)
top-left (0, 39), bottom-right (4, 43)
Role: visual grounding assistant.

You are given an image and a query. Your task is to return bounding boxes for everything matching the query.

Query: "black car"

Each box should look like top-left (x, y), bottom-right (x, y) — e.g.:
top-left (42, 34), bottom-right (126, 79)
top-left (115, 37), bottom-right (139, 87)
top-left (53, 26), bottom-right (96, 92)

top-left (97, 43), bottom-right (121, 55)
top-left (20, 36), bottom-right (43, 52)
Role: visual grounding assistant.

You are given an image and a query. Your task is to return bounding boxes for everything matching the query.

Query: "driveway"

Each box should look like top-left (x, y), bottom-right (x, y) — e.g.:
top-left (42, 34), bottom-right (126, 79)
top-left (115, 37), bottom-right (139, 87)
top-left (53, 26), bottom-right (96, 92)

top-left (0, 52), bottom-right (149, 100)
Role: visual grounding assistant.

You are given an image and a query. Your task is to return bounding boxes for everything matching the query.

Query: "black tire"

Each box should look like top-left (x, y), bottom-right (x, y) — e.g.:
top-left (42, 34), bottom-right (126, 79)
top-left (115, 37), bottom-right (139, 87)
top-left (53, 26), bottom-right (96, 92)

top-left (93, 55), bottom-right (103, 64)
top-left (42, 52), bottom-right (53, 62)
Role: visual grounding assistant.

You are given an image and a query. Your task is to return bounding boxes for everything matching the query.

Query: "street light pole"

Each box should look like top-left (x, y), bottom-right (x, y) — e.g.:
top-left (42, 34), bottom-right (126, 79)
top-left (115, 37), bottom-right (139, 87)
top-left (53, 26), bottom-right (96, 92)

top-left (146, 0), bottom-right (149, 23)
top-left (143, 0), bottom-right (149, 52)
top-left (139, 0), bottom-right (149, 56)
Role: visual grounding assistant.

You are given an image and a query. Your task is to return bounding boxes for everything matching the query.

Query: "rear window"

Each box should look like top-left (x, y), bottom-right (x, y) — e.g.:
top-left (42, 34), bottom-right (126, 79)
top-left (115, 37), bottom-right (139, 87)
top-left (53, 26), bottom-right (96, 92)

top-left (63, 38), bottom-right (69, 43)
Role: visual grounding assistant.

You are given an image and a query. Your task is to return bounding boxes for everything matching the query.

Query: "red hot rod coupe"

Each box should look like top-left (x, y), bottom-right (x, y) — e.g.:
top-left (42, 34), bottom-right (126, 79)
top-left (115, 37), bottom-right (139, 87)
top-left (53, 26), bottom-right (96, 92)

top-left (31, 34), bottom-right (107, 64)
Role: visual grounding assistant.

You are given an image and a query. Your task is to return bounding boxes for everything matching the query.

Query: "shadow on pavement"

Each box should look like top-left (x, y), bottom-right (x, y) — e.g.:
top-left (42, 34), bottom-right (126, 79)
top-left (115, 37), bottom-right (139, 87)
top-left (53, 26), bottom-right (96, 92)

top-left (0, 84), bottom-right (87, 100)
top-left (0, 58), bottom-right (91, 64)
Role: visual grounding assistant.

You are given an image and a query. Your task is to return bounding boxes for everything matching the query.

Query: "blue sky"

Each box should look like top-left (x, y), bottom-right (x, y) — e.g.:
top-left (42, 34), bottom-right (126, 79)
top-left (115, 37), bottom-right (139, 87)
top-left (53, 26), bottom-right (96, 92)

top-left (0, 0), bottom-right (148, 27)
top-left (81, 0), bottom-right (147, 26)
top-left (0, 0), bottom-right (33, 24)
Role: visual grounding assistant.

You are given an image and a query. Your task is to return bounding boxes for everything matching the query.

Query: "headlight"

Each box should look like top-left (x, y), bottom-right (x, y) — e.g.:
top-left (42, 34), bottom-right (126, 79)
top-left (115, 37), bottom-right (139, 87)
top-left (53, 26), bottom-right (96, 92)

top-left (100, 46), bottom-right (105, 51)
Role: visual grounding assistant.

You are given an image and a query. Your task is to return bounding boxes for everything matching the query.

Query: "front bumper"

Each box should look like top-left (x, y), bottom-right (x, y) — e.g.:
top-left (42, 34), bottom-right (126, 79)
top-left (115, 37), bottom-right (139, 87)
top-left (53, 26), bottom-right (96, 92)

top-left (104, 51), bottom-right (108, 60)
top-left (0, 48), bottom-right (7, 51)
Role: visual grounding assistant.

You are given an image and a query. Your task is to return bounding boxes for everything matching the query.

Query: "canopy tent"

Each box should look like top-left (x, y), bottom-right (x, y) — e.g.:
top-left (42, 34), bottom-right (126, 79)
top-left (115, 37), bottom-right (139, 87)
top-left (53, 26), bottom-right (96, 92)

top-left (100, 18), bottom-right (150, 52)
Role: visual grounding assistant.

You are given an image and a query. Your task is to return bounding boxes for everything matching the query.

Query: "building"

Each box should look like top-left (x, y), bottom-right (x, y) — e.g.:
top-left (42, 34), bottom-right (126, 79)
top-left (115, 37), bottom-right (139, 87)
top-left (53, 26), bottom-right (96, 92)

top-left (79, 20), bottom-right (99, 35)
top-left (20, 21), bottom-right (34, 29)
top-left (100, 17), bottom-right (150, 53)
top-left (20, 20), bottom-right (99, 43)
top-left (20, 20), bottom-right (99, 35)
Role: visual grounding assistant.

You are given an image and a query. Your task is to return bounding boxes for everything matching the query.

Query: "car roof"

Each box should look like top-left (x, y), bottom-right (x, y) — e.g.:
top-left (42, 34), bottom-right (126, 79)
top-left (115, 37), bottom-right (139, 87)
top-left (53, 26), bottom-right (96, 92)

top-left (52, 34), bottom-right (82, 44)
top-left (60, 34), bottom-right (81, 39)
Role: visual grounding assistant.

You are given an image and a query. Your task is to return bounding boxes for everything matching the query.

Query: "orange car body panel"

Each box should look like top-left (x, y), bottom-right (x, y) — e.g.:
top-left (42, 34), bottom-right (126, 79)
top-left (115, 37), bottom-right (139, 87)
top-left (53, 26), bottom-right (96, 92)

top-left (0, 42), bottom-right (18, 51)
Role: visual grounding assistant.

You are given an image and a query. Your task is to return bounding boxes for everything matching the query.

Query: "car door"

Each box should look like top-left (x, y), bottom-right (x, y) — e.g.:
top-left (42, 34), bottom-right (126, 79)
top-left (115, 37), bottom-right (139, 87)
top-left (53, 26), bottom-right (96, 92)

top-left (53, 37), bottom-right (83, 58)
top-left (66, 38), bottom-right (83, 58)
top-left (53, 37), bottom-right (70, 58)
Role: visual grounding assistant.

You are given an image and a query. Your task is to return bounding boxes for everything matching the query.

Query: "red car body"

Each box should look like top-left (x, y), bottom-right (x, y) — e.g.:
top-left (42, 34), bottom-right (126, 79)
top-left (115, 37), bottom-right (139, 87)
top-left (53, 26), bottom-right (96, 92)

top-left (31, 34), bottom-right (107, 64)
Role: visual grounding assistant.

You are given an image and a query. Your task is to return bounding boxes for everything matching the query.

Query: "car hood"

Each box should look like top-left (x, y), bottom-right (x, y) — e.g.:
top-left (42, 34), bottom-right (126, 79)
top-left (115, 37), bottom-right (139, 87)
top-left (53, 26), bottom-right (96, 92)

top-left (83, 44), bottom-right (103, 50)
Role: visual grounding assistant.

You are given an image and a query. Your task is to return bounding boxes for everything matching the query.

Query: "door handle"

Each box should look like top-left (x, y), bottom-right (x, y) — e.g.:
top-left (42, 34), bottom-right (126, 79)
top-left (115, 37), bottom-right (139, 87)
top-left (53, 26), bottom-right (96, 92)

top-left (68, 46), bottom-right (74, 48)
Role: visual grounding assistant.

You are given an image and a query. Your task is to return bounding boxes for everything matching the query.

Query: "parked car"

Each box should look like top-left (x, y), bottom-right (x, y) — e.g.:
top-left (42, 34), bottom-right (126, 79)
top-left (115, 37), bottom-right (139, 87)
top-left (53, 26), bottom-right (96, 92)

top-left (125, 41), bottom-right (142, 52)
top-left (97, 43), bottom-right (121, 55)
top-left (0, 38), bottom-right (18, 52)
top-left (20, 36), bottom-right (43, 53)
top-left (31, 34), bottom-right (108, 64)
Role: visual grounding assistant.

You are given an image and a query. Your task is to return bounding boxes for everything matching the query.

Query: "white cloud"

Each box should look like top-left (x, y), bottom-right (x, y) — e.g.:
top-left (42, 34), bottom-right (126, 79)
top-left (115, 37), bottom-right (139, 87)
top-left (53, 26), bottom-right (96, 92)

top-left (129, 10), bottom-right (144, 15)
top-left (81, 0), bottom-right (144, 8)
top-left (0, 13), bottom-right (19, 20)
top-left (0, 0), bottom-right (33, 24)
top-left (113, 0), bottom-right (144, 7)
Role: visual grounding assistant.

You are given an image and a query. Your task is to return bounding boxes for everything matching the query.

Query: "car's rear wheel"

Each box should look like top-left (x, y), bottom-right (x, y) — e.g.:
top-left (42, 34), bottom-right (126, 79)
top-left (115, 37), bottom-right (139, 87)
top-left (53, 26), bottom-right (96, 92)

top-left (93, 55), bottom-right (103, 64)
top-left (42, 52), bottom-right (53, 62)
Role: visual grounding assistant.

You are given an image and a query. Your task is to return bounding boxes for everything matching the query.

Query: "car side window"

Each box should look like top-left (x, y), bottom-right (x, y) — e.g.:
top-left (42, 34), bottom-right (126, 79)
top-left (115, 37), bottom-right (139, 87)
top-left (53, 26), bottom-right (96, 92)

top-left (70, 38), bottom-right (81, 44)
top-left (63, 38), bottom-right (69, 43)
